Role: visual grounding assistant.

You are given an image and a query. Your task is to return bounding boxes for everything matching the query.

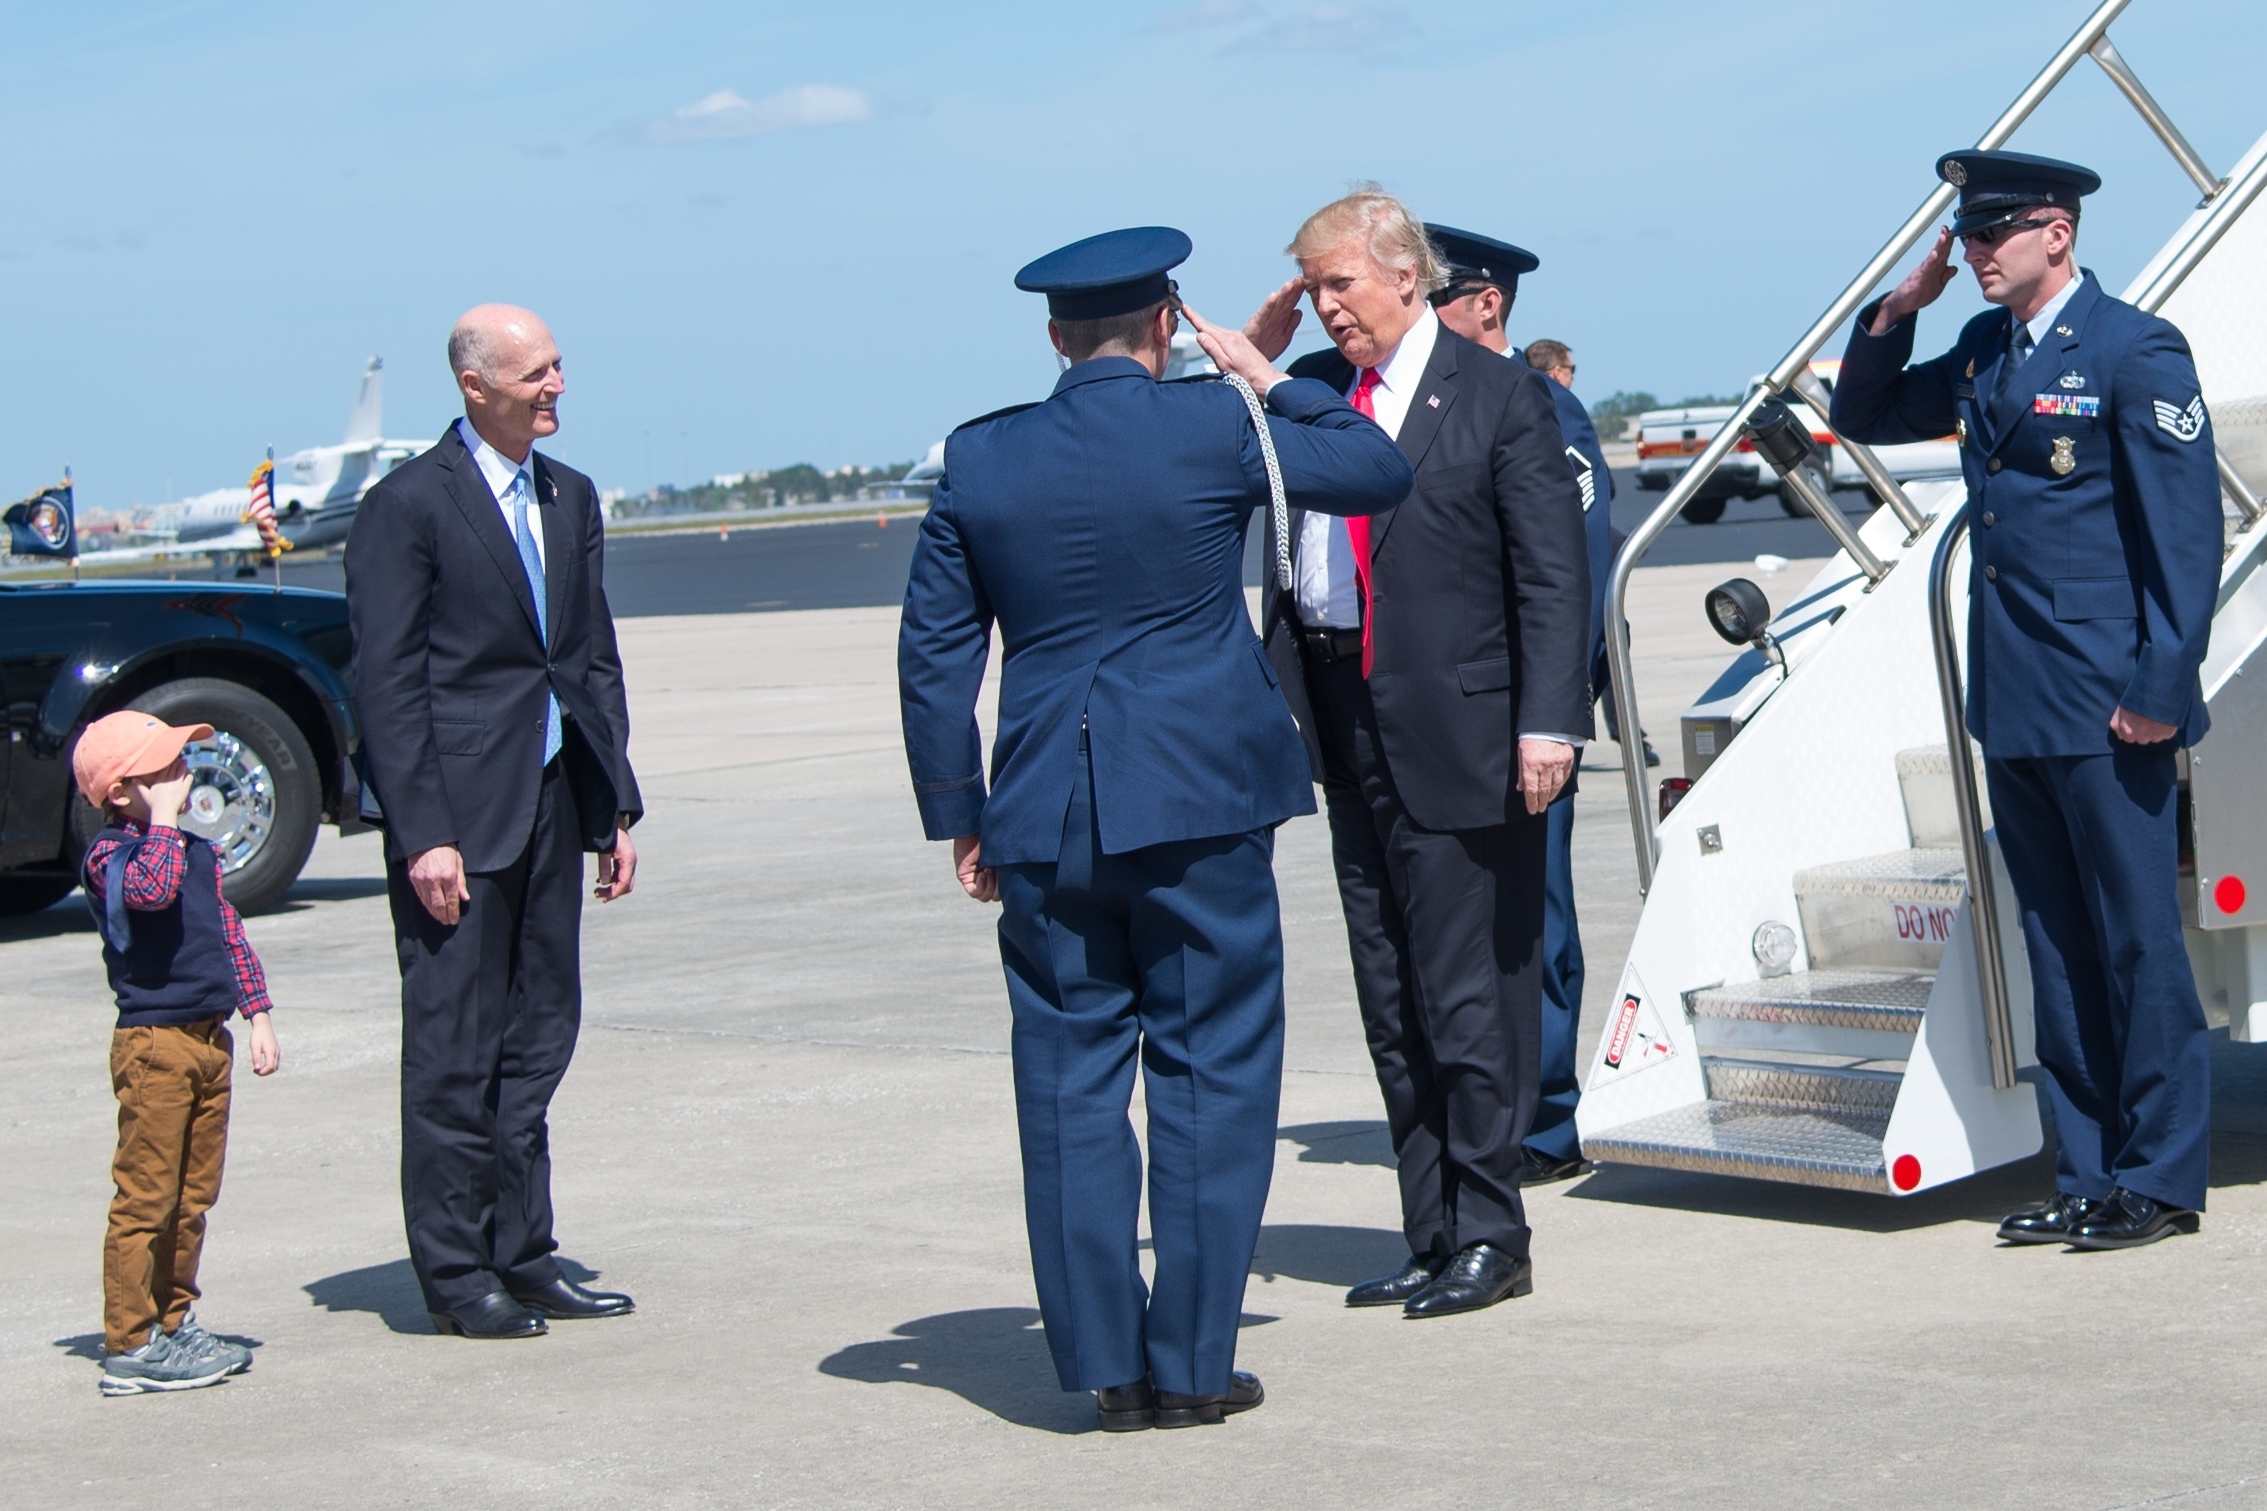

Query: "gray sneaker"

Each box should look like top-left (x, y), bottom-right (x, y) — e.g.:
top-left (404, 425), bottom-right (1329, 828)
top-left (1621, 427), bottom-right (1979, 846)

top-left (170, 1310), bottom-right (251, 1375)
top-left (99, 1326), bottom-right (234, 1396)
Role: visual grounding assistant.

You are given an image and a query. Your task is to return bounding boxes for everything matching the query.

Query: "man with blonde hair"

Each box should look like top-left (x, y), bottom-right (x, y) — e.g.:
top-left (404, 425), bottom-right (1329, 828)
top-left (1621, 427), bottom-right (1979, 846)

top-left (1251, 187), bottom-right (1591, 1317)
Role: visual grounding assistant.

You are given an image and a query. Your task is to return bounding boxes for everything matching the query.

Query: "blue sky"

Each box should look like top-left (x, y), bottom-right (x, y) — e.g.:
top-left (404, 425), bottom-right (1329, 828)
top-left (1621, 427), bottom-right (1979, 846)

top-left (4, 0), bottom-right (2261, 507)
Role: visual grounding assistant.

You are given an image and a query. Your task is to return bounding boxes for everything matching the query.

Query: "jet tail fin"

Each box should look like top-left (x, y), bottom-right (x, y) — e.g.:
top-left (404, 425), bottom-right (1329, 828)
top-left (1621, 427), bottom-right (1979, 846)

top-left (343, 357), bottom-right (383, 443)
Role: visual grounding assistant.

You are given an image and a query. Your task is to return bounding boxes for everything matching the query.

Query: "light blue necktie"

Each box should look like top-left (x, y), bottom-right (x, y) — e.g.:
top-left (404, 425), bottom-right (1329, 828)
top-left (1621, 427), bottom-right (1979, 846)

top-left (511, 469), bottom-right (563, 763)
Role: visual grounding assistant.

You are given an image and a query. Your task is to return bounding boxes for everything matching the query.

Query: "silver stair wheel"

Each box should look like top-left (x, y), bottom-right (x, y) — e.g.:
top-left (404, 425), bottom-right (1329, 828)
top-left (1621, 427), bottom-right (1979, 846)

top-left (179, 732), bottom-right (277, 874)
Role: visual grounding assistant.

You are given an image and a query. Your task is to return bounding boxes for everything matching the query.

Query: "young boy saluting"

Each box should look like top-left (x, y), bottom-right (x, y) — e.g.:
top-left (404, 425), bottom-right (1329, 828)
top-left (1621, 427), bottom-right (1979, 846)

top-left (73, 711), bottom-right (281, 1396)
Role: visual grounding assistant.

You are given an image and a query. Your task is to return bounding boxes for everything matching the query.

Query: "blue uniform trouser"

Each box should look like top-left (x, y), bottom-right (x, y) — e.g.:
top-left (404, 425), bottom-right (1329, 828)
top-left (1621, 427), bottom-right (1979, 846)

top-left (995, 754), bottom-right (1284, 1398)
top-left (1985, 747), bottom-right (2211, 1211)
top-left (1526, 790), bottom-right (1585, 1161)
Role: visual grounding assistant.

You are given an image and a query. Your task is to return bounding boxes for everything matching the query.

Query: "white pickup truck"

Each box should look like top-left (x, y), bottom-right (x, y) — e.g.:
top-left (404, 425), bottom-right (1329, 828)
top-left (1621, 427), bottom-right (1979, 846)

top-left (1633, 359), bottom-right (1961, 523)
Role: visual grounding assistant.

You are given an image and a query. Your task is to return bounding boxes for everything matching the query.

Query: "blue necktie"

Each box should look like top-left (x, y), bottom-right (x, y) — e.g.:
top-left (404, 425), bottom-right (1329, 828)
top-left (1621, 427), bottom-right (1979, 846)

top-left (511, 470), bottom-right (563, 764)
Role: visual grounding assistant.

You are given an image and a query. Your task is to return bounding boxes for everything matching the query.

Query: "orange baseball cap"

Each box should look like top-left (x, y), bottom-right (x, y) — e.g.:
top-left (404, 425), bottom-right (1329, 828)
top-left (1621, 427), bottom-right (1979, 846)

top-left (71, 710), bottom-right (213, 807)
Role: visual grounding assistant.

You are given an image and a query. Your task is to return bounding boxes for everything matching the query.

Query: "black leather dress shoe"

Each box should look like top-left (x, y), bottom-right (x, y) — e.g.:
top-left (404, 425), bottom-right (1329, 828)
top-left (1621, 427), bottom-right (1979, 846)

top-left (1345, 1253), bottom-right (1445, 1308)
top-left (509, 1277), bottom-right (636, 1320)
top-left (1521, 1148), bottom-right (1595, 1185)
top-left (1094, 1378), bottom-right (1154, 1433)
top-left (1995, 1191), bottom-right (2104, 1245)
top-left (429, 1291), bottom-right (547, 1339)
top-left (2065, 1187), bottom-right (2200, 1251)
top-left (1154, 1371), bottom-right (1263, 1428)
top-left (1403, 1243), bottom-right (1533, 1319)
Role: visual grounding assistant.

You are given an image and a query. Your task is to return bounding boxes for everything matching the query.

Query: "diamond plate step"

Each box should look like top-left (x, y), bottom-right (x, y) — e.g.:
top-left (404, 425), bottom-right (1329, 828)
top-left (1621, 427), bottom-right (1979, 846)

top-left (1581, 1101), bottom-right (1890, 1193)
top-left (1895, 744), bottom-right (1991, 848)
top-left (1688, 968), bottom-right (1935, 1034)
top-left (1795, 848), bottom-right (1965, 968)
top-left (1702, 1056), bottom-right (1902, 1114)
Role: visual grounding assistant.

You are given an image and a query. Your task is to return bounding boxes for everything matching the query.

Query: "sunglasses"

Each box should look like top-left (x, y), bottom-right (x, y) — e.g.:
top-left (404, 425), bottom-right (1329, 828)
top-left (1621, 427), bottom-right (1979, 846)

top-left (1959, 216), bottom-right (2062, 248)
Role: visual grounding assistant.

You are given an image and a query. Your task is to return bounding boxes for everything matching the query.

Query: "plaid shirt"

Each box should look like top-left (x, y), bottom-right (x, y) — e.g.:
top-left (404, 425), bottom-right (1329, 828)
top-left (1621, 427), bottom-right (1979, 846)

top-left (83, 821), bottom-right (273, 1018)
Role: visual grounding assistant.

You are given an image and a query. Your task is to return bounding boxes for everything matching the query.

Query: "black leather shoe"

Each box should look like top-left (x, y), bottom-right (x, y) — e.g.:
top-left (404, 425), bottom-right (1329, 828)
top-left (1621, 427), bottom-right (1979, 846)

top-left (1154, 1371), bottom-right (1263, 1428)
top-left (1995, 1191), bottom-right (2105, 1245)
top-left (1403, 1243), bottom-right (1533, 1318)
top-left (2065, 1187), bottom-right (2200, 1251)
top-left (1094, 1378), bottom-right (1154, 1432)
top-left (1522, 1147), bottom-right (1594, 1185)
top-left (429, 1291), bottom-right (547, 1339)
top-left (1345, 1254), bottom-right (1445, 1308)
top-left (509, 1277), bottom-right (636, 1320)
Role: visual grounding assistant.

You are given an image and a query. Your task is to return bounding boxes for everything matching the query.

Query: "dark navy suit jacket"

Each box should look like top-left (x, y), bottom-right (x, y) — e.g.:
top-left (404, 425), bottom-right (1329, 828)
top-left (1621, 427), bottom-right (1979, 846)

top-left (1831, 272), bottom-right (2220, 755)
top-left (900, 359), bottom-right (1412, 865)
top-left (1262, 329), bottom-right (1592, 830)
top-left (346, 426), bottom-right (641, 871)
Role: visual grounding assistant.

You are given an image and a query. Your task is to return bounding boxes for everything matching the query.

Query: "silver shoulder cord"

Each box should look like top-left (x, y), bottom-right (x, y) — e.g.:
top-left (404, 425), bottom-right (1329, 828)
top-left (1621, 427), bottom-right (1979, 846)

top-left (1221, 372), bottom-right (1293, 590)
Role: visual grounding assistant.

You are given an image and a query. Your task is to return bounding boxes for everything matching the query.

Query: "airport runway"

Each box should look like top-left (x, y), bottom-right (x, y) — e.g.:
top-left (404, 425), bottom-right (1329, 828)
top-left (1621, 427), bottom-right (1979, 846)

top-left (252, 470), bottom-right (1873, 617)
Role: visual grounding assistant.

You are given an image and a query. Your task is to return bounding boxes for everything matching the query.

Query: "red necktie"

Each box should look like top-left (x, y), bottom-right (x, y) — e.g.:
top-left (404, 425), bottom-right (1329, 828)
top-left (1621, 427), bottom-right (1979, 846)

top-left (1348, 368), bottom-right (1383, 677)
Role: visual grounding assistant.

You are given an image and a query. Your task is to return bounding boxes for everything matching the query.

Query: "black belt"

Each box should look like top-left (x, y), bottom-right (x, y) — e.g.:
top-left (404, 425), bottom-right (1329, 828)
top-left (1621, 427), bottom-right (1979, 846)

top-left (1297, 625), bottom-right (1364, 665)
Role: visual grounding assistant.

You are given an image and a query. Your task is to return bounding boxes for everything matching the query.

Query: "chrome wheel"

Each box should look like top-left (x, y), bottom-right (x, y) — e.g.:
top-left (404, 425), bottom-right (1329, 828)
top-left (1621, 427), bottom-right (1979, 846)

top-left (179, 732), bottom-right (277, 874)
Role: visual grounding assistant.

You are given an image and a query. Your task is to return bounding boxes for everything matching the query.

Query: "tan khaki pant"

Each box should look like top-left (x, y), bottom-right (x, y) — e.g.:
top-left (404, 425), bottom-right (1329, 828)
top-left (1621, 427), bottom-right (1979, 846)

top-left (103, 1019), bottom-right (232, 1353)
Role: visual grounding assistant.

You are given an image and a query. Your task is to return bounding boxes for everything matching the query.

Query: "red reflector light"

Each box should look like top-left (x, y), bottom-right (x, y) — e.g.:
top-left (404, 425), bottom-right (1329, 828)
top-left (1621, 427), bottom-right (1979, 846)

top-left (1891, 1154), bottom-right (1922, 1191)
top-left (1659, 777), bottom-right (1693, 820)
top-left (2215, 875), bottom-right (2247, 914)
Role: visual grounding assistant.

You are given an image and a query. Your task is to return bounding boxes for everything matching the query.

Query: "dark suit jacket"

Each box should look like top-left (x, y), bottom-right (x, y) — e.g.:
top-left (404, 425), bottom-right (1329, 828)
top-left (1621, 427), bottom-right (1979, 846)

top-left (1264, 326), bottom-right (1592, 831)
top-left (1831, 273), bottom-right (2220, 755)
top-left (901, 361), bottom-right (1410, 863)
top-left (345, 425), bottom-right (642, 872)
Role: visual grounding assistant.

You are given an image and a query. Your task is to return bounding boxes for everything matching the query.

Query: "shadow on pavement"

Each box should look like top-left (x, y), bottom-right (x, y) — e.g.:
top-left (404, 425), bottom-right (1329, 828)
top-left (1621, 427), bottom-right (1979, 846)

top-left (277, 876), bottom-right (390, 906)
top-left (1277, 1120), bottom-right (1393, 1167)
top-left (302, 1256), bottom-right (610, 1335)
top-left (818, 1307), bottom-right (1093, 1435)
top-left (0, 898), bottom-right (92, 944)
top-left (1249, 1223), bottom-right (1408, 1286)
top-left (52, 1324), bottom-right (263, 1363)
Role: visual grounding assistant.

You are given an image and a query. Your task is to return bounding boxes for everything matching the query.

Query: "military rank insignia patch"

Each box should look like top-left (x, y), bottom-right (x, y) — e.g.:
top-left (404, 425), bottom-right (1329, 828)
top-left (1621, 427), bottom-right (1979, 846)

top-left (2154, 395), bottom-right (2208, 442)
top-left (2051, 436), bottom-right (2077, 475)
top-left (2034, 394), bottom-right (2102, 417)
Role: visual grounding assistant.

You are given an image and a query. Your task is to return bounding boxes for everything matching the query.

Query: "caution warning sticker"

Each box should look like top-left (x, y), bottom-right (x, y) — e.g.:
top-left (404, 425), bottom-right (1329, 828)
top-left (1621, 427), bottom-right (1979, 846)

top-left (1600, 976), bottom-right (1677, 1076)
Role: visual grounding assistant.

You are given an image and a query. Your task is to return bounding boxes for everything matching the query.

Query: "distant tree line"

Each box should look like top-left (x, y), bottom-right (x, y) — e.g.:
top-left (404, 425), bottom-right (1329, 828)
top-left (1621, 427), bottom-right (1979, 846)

top-left (608, 460), bottom-right (917, 520)
top-left (1588, 390), bottom-right (1747, 441)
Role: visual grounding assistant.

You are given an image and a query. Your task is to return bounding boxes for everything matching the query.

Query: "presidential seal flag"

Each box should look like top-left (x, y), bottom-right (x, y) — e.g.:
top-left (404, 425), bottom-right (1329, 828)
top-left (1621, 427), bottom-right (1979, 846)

top-left (3, 474), bottom-right (75, 558)
top-left (242, 448), bottom-right (293, 555)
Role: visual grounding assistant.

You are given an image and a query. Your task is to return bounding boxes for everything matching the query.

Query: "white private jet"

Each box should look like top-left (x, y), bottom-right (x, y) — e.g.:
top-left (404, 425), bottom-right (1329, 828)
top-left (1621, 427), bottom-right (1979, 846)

top-left (88, 358), bottom-right (430, 566)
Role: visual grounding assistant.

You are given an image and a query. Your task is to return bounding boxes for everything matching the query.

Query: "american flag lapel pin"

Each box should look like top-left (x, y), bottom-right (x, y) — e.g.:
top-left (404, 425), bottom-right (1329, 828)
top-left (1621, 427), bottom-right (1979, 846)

top-left (1426, 394), bottom-right (1441, 408)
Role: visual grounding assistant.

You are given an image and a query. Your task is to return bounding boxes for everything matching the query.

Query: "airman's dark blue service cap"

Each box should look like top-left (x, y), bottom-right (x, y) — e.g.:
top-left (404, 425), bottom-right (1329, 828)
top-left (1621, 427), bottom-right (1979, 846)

top-left (1425, 225), bottom-right (1540, 301)
top-left (1938, 149), bottom-right (2100, 237)
top-left (1015, 227), bottom-right (1192, 320)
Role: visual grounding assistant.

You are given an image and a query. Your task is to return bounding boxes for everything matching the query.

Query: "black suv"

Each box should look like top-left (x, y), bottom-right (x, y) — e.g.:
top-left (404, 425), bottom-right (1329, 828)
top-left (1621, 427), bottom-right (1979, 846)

top-left (0, 579), bottom-right (362, 916)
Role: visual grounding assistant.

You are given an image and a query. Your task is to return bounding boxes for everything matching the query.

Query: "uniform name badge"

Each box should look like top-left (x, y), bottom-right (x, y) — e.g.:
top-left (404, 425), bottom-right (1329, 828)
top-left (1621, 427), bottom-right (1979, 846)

top-left (2051, 436), bottom-right (2077, 475)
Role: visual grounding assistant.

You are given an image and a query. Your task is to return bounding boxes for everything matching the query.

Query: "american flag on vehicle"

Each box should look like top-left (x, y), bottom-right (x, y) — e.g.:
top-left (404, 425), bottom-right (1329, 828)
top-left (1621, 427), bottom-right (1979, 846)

top-left (242, 448), bottom-right (293, 556)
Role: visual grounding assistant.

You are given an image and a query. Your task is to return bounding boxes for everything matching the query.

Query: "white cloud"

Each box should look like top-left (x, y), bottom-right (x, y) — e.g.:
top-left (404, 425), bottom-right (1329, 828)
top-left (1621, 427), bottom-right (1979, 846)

top-left (1149, 0), bottom-right (1262, 32)
top-left (1222, 4), bottom-right (1412, 53)
top-left (647, 84), bottom-right (873, 144)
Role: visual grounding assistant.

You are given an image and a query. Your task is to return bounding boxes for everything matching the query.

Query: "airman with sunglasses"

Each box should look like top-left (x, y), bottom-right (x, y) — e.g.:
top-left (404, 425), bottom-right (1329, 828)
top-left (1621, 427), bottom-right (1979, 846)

top-left (1831, 149), bottom-right (2222, 1253)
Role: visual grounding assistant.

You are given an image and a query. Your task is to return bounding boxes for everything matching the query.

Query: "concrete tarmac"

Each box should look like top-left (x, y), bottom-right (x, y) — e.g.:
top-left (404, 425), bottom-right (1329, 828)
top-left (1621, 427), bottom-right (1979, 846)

top-left (4, 563), bottom-right (2264, 1509)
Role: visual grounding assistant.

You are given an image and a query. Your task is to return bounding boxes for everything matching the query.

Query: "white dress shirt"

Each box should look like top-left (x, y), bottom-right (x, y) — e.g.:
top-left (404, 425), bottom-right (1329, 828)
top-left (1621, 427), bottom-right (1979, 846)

top-left (458, 416), bottom-right (545, 569)
top-left (1292, 306), bottom-right (1440, 628)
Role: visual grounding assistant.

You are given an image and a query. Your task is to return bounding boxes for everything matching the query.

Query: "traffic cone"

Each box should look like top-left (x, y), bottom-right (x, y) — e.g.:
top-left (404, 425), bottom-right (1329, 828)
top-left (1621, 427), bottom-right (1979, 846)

top-left (877, 511), bottom-right (887, 529)
top-left (720, 524), bottom-right (729, 541)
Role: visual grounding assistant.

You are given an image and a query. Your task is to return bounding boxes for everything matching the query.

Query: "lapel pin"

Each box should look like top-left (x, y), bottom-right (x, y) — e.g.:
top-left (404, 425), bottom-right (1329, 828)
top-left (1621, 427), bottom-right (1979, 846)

top-left (2055, 324), bottom-right (2074, 337)
top-left (1426, 395), bottom-right (1440, 408)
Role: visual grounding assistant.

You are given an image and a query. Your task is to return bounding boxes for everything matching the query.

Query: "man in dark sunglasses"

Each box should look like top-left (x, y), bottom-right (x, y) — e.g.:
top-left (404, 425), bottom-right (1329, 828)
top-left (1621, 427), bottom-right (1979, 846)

top-left (1831, 148), bottom-right (2221, 1253)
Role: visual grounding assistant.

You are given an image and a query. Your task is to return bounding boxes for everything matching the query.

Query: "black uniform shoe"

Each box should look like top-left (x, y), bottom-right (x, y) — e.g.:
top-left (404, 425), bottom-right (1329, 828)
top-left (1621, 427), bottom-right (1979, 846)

top-left (1094, 1378), bottom-right (1154, 1432)
top-left (509, 1277), bottom-right (636, 1320)
top-left (1403, 1243), bottom-right (1532, 1319)
top-left (1154, 1371), bottom-right (1264, 1428)
top-left (2065, 1187), bottom-right (2200, 1251)
top-left (1995, 1192), bottom-right (2104, 1245)
top-left (1345, 1253), bottom-right (1445, 1307)
top-left (1641, 736), bottom-right (1663, 769)
top-left (429, 1291), bottom-right (547, 1339)
top-left (1521, 1148), bottom-right (1595, 1185)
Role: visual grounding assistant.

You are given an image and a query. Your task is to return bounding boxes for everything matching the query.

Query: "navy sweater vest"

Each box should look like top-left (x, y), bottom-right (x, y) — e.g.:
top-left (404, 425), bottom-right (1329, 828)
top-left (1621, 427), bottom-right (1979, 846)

top-left (85, 826), bottom-right (238, 1027)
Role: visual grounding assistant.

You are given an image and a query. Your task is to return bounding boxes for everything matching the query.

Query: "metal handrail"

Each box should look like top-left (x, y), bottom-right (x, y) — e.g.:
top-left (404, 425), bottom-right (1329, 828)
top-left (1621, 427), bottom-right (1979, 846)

top-left (1787, 369), bottom-right (1930, 539)
top-left (2089, 36), bottom-right (2224, 201)
top-left (1928, 513), bottom-right (2019, 1090)
top-left (1607, 0), bottom-right (2136, 892)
